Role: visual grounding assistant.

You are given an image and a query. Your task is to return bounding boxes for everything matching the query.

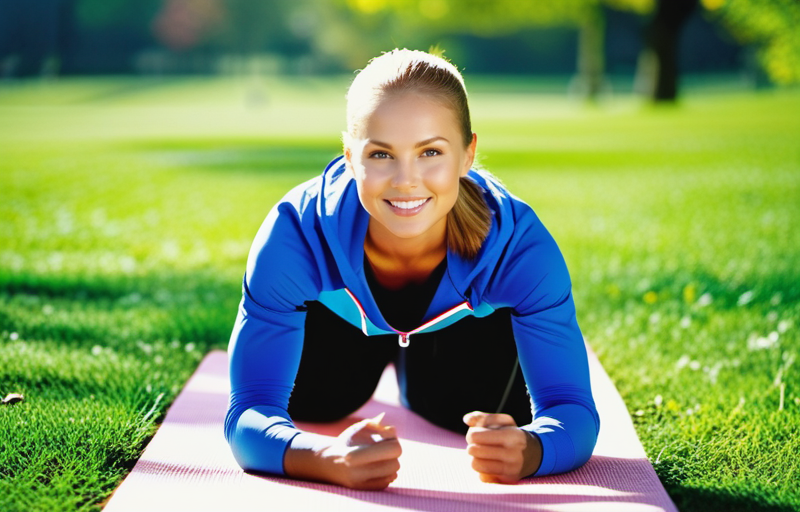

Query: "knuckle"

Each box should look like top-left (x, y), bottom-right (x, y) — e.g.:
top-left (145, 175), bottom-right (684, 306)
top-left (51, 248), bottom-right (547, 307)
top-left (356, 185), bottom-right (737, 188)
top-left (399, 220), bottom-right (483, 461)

top-left (465, 428), bottom-right (476, 442)
top-left (389, 440), bottom-right (403, 457)
top-left (471, 458), bottom-right (483, 472)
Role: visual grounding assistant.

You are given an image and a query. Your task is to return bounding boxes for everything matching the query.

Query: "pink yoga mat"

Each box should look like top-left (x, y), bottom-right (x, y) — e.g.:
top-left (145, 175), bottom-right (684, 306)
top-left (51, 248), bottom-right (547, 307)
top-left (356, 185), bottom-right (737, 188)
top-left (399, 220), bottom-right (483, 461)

top-left (103, 349), bottom-right (678, 512)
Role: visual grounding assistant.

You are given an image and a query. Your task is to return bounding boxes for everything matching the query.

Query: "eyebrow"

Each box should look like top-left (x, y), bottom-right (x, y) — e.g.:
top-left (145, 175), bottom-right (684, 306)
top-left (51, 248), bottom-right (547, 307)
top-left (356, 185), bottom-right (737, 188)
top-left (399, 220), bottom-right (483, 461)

top-left (369, 136), bottom-right (449, 149)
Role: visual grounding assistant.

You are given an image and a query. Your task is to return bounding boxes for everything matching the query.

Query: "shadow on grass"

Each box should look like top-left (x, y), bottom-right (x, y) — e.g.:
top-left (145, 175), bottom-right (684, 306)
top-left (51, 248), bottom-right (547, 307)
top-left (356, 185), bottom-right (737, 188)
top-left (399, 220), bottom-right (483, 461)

top-left (127, 139), bottom-right (342, 176)
top-left (0, 267), bottom-right (235, 302)
top-left (0, 268), bottom-right (240, 348)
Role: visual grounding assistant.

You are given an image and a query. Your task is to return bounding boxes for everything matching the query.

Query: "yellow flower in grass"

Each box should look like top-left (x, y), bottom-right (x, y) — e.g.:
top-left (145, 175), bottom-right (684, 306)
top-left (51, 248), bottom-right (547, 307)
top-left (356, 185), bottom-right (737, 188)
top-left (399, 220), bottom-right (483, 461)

top-left (683, 283), bottom-right (697, 304)
top-left (644, 291), bottom-right (658, 304)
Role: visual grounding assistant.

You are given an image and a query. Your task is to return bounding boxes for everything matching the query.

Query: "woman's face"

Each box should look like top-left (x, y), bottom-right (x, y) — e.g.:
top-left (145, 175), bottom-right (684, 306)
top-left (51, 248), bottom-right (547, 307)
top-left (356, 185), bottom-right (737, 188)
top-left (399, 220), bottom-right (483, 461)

top-left (346, 92), bottom-right (477, 251)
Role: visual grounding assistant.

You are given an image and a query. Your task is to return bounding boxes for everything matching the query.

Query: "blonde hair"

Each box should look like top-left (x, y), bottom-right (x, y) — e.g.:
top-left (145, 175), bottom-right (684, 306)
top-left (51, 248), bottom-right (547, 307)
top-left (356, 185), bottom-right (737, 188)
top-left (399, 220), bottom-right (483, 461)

top-left (346, 49), bottom-right (491, 259)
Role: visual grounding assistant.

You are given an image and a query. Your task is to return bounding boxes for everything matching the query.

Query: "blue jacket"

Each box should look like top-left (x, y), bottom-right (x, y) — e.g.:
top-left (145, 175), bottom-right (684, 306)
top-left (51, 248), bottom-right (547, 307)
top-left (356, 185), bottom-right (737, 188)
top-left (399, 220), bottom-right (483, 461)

top-left (225, 156), bottom-right (600, 477)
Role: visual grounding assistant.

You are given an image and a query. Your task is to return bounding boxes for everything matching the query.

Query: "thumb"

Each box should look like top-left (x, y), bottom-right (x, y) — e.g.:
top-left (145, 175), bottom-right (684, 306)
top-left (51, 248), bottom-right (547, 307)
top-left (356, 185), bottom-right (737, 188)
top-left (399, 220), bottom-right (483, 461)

top-left (368, 411), bottom-right (386, 427)
top-left (463, 411), bottom-right (489, 428)
top-left (463, 411), bottom-right (517, 429)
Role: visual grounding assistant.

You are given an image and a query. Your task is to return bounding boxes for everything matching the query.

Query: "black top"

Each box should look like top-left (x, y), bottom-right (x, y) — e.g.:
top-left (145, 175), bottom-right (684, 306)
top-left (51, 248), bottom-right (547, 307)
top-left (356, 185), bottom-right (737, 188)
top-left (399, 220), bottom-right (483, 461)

top-left (364, 256), bottom-right (448, 332)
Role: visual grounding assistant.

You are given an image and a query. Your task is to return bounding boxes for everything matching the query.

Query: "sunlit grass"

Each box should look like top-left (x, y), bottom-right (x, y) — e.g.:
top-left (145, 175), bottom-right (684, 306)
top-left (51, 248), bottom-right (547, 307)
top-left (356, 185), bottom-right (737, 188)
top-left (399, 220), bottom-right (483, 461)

top-left (1, 76), bottom-right (798, 511)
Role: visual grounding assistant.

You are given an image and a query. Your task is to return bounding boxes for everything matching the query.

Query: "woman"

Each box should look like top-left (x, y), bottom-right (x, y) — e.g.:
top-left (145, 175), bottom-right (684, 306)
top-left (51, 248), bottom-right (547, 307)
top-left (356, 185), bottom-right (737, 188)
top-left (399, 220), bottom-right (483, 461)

top-left (225, 49), bottom-right (599, 490)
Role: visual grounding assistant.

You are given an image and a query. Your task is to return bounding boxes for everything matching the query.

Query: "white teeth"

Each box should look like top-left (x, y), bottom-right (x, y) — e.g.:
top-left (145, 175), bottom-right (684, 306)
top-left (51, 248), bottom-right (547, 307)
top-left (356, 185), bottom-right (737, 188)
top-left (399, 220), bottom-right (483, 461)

top-left (389, 199), bottom-right (427, 209)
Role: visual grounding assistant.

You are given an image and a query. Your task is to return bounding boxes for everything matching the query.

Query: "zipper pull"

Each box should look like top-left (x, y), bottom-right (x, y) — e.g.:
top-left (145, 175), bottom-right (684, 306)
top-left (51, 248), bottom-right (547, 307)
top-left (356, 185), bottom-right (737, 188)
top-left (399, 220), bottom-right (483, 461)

top-left (398, 333), bottom-right (410, 348)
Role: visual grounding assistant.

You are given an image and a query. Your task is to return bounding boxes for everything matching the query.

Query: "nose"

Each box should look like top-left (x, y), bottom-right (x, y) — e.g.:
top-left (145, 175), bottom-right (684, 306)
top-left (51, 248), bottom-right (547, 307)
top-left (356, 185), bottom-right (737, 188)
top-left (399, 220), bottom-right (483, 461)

top-left (390, 158), bottom-right (420, 191)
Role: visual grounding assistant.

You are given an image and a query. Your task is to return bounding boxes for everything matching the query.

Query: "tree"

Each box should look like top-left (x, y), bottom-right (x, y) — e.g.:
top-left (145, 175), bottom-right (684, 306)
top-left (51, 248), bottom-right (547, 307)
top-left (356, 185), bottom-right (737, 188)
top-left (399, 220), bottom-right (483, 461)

top-left (341, 0), bottom-right (799, 101)
top-left (701, 0), bottom-right (800, 86)
top-left (340, 0), bottom-right (655, 101)
top-left (635, 0), bottom-right (699, 101)
top-left (0, 0), bottom-right (74, 77)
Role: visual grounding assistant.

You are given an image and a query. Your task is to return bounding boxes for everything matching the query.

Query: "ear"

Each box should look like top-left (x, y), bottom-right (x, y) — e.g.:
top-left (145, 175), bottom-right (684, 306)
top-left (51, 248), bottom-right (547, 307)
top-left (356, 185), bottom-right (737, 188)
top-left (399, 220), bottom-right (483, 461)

top-left (461, 132), bottom-right (478, 177)
top-left (342, 132), bottom-right (354, 175)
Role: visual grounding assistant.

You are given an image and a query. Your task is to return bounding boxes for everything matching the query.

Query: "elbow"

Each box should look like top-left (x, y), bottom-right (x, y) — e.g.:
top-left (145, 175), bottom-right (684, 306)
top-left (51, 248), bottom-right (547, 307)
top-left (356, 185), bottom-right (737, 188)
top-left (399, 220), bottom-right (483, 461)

top-left (224, 406), bottom-right (258, 472)
top-left (223, 404), bottom-right (298, 476)
top-left (532, 403), bottom-right (599, 476)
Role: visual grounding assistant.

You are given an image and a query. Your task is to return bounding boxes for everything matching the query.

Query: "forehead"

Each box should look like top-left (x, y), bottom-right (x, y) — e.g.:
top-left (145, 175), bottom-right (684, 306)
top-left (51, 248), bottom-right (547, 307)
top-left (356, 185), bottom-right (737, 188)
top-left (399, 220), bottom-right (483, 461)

top-left (357, 92), bottom-right (460, 139)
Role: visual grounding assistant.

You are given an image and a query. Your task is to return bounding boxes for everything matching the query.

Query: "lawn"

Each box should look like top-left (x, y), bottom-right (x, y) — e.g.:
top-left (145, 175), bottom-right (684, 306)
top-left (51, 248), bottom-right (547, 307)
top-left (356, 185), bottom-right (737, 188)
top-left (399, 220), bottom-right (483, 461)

top-left (0, 75), bottom-right (798, 512)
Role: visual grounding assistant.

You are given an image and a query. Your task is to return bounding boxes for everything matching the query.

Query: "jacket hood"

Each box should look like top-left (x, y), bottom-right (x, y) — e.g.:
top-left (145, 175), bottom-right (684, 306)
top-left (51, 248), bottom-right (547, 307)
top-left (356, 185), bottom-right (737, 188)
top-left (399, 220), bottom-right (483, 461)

top-left (315, 156), bottom-right (516, 330)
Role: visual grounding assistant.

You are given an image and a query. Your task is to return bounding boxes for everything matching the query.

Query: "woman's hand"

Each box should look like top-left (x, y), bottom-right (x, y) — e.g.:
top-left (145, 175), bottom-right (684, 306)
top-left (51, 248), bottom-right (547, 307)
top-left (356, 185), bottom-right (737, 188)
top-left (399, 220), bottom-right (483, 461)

top-left (463, 411), bottom-right (542, 483)
top-left (285, 412), bottom-right (402, 490)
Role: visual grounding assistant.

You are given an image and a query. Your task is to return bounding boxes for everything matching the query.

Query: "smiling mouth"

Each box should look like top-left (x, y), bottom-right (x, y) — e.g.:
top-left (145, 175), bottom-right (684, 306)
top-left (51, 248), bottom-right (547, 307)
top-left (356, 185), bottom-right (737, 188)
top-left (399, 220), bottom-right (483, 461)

top-left (387, 198), bottom-right (429, 210)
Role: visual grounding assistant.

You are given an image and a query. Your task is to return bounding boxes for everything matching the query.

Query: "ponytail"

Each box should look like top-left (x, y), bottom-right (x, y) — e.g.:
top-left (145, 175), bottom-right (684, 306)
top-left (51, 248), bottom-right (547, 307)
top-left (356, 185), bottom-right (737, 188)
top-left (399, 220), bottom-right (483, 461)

top-left (447, 177), bottom-right (491, 260)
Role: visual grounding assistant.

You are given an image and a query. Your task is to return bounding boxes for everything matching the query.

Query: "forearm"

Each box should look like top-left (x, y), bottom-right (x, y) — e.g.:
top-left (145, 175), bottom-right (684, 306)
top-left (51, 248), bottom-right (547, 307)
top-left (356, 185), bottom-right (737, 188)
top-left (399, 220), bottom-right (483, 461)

top-left (283, 435), bottom-right (339, 484)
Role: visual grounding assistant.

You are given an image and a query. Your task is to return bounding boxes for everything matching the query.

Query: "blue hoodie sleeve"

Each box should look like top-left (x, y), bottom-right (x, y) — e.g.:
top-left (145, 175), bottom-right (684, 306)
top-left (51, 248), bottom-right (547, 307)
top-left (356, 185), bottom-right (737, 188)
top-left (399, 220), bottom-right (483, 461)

top-left (224, 198), bottom-right (329, 475)
top-left (488, 203), bottom-right (600, 477)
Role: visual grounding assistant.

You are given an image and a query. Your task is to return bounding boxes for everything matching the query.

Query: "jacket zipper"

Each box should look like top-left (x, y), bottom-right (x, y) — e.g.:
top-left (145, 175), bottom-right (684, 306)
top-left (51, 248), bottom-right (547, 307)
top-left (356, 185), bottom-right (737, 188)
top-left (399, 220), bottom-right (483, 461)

top-left (393, 301), bottom-right (473, 347)
top-left (344, 288), bottom-right (473, 347)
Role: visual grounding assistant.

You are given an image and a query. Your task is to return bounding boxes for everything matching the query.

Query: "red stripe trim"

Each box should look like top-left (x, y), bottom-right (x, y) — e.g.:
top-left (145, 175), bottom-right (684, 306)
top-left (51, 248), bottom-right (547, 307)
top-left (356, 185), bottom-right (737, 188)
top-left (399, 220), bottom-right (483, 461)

top-left (344, 288), bottom-right (369, 336)
top-left (344, 288), bottom-right (473, 339)
top-left (407, 301), bottom-right (473, 335)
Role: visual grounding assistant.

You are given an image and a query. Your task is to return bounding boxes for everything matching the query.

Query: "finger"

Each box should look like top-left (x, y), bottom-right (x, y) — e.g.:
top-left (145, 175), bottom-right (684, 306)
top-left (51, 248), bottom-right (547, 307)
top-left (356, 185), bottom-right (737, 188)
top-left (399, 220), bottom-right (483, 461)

top-left (479, 472), bottom-right (499, 483)
top-left (463, 411), bottom-right (488, 428)
top-left (359, 472), bottom-right (398, 490)
top-left (354, 415), bottom-right (385, 431)
top-left (369, 412), bottom-right (386, 426)
top-left (466, 426), bottom-right (526, 447)
top-left (346, 438), bottom-right (402, 466)
top-left (351, 415), bottom-right (396, 437)
top-left (471, 456), bottom-right (509, 477)
top-left (464, 411), bottom-right (517, 428)
top-left (347, 419), bottom-right (397, 445)
top-left (466, 443), bottom-right (519, 464)
top-left (348, 458), bottom-right (400, 489)
top-left (473, 413), bottom-right (517, 429)
top-left (479, 472), bottom-right (517, 484)
top-left (382, 424), bottom-right (397, 438)
top-left (364, 456), bottom-right (401, 477)
top-left (370, 424), bottom-right (398, 442)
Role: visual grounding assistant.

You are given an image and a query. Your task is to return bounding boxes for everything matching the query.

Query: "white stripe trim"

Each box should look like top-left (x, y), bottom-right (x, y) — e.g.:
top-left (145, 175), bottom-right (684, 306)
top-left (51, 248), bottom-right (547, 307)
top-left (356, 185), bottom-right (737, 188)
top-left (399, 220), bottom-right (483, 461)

top-left (344, 288), bottom-right (369, 336)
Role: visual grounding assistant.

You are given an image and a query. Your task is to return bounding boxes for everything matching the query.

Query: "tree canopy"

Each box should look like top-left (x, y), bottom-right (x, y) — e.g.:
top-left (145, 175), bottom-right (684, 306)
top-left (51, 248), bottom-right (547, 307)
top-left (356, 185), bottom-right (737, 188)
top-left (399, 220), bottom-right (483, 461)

top-left (345, 0), bottom-right (799, 89)
top-left (702, 0), bottom-right (800, 85)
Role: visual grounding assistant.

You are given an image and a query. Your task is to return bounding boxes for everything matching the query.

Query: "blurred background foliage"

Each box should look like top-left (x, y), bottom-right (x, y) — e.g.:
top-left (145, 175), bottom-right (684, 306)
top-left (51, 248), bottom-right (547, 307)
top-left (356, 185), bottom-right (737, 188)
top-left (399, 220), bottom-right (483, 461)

top-left (0, 0), bottom-right (798, 101)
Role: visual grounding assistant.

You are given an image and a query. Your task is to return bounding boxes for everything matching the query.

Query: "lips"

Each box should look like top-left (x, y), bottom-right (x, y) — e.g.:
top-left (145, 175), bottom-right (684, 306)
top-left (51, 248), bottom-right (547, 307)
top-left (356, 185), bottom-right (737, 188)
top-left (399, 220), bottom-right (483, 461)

top-left (385, 197), bottom-right (430, 216)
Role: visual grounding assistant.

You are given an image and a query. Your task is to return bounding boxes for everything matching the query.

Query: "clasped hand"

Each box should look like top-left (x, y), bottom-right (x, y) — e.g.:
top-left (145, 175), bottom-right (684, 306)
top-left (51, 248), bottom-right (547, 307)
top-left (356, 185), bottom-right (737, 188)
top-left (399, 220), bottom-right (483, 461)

top-left (309, 410), bottom-right (540, 490)
top-left (463, 411), bottom-right (542, 483)
top-left (318, 412), bottom-right (403, 490)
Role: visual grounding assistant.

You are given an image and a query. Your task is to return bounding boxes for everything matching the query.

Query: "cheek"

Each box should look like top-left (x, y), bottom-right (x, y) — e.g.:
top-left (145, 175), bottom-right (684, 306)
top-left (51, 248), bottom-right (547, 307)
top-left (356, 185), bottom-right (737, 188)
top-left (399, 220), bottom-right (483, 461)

top-left (425, 162), bottom-right (462, 197)
top-left (356, 168), bottom-right (386, 202)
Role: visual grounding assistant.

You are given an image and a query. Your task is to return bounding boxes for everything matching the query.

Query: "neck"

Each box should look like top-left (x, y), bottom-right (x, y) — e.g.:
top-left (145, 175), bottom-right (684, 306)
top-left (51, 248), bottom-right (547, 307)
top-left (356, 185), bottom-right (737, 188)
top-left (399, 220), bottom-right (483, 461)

top-left (364, 219), bottom-right (447, 288)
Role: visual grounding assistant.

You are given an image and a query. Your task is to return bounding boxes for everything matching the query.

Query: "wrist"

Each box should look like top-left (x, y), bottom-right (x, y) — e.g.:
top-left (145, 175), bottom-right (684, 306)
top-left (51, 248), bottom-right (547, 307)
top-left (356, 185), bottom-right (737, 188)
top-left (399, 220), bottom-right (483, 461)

top-left (283, 434), bottom-right (337, 483)
top-left (521, 430), bottom-right (543, 478)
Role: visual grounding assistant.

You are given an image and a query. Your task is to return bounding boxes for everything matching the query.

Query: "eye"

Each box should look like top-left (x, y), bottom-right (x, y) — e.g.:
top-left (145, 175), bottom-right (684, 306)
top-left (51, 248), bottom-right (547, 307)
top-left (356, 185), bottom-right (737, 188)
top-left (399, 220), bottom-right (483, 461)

top-left (422, 148), bottom-right (441, 157)
top-left (369, 151), bottom-right (391, 159)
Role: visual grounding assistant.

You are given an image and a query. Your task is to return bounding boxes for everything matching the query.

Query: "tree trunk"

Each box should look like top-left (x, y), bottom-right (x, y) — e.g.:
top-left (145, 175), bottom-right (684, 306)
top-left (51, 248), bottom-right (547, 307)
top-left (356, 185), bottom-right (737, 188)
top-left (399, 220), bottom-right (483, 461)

top-left (574, 6), bottom-right (605, 101)
top-left (636, 0), bottom-right (698, 102)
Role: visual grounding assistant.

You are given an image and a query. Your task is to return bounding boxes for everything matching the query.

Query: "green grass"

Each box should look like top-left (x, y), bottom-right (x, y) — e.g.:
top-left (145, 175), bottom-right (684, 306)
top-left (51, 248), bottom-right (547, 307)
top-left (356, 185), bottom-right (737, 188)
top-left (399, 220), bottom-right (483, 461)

top-left (1, 76), bottom-right (798, 511)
